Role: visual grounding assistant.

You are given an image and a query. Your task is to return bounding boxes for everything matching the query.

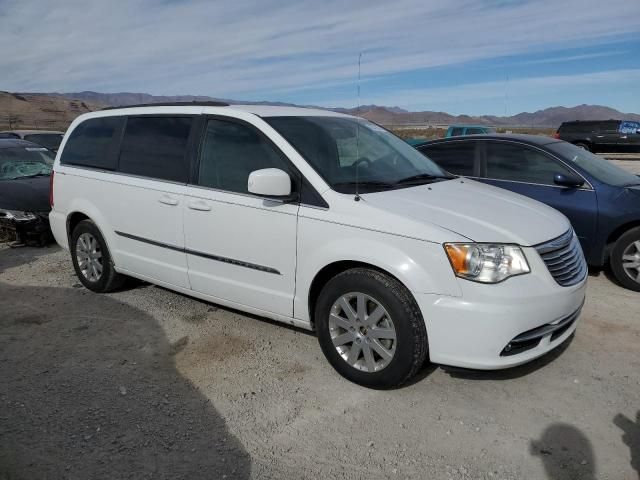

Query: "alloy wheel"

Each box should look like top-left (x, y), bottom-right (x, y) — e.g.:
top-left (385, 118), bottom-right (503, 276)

top-left (622, 240), bottom-right (640, 283)
top-left (328, 292), bottom-right (397, 372)
top-left (76, 232), bottom-right (103, 282)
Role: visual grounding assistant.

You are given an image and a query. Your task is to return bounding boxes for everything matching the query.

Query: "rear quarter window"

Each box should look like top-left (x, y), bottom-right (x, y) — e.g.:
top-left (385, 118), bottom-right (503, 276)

top-left (419, 142), bottom-right (476, 176)
top-left (60, 117), bottom-right (121, 169)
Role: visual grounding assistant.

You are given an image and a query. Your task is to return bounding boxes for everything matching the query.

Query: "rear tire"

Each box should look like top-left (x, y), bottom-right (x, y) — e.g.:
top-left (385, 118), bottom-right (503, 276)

top-left (610, 227), bottom-right (640, 292)
top-left (71, 220), bottom-right (125, 293)
top-left (315, 268), bottom-right (428, 389)
top-left (574, 142), bottom-right (591, 152)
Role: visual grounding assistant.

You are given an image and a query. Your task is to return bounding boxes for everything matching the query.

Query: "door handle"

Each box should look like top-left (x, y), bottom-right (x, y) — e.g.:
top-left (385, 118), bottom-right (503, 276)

top-left (188, 200), bottom-right (211, 211)
top-left (158, 195), bottom-right (179, 206)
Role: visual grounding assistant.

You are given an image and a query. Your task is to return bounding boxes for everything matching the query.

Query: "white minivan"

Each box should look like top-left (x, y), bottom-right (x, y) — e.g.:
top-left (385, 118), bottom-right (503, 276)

top-left (50, 102), bottom-right (587, 388)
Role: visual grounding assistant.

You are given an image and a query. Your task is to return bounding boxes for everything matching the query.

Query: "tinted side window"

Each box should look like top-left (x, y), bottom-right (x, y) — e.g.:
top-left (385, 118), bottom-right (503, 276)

top-left (198, 119), bottom-right (292, 195)
top-left (61, 117), bottom-right (120, 169)
top-left (597, 121), bottom-right (620, 134)
top-left (23, 134), bottom-right (63, 151)
top-left (450, 127), bottom-right (464, 136)
top-left (465, 127), bottom-right (484, 135)
top-left (485, 142), bottom-right (572, 186)
top-left (419, 142), bottom-right (476, 176)
top-left (118, 116), bottom-right (192, 182)
top-left (0, 133), bottom-right (20, 139)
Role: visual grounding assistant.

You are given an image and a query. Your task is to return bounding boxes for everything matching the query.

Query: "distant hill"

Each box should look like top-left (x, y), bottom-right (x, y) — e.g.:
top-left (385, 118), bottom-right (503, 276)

top-left (2, 91), bottom-right (639, 130)
top-left (25, 91), bottom-right (301, 109)
top-left (0, 91), bottom-right (105, 130)
top-left (338, 104), bottom-right (640, 127)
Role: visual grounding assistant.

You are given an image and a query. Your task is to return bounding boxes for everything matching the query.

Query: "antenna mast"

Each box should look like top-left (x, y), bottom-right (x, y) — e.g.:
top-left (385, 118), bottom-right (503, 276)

top-left (355, 52), bottom-right (362, 201)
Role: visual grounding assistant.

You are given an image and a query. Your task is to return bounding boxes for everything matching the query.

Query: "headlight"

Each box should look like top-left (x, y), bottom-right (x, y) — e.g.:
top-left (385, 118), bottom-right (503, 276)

top-left (0, 210), bottom-right (38, 221)
top-left (444, 243), bottom-right (530, 283)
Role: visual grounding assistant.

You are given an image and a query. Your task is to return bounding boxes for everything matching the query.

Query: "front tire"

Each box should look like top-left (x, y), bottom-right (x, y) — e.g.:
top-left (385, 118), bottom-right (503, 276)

top-left (71, 220), bottom-right (125, 293)
top-left (315, 268), bottom-right (428, 389)
top-left (610, 227), bottom-right (640, 291)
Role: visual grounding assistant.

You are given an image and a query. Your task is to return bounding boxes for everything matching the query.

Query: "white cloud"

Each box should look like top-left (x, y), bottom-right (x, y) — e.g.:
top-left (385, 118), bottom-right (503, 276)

top-left (1, 0), bottom-right (639, 99)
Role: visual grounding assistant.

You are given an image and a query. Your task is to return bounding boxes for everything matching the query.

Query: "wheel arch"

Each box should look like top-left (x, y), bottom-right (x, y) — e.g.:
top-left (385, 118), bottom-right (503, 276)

top-left (307, 260), bottom-right (411, 329)
top-left (604, 221), bottom-right (640, 262)
top-left (66, 211), bottom-right (91, 241)
top-left (64, 205), bottom-right (117, 265)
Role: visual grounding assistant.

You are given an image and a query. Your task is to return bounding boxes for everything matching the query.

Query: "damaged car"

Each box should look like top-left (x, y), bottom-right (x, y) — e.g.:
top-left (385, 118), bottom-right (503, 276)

top-left (0, 139), bottom-right (54, 246)
top-left (0, 130), bottom-right (65, 152)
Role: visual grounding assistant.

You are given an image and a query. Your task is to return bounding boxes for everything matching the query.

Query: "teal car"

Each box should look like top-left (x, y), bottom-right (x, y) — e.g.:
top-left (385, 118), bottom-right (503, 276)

top-left (446, 125), bottom-right (496, 137)
top-left (404, 138), bottom-right (429, 146)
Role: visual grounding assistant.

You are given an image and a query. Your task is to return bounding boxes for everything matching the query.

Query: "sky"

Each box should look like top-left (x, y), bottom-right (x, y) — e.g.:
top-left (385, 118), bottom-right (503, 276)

top-left (1, 0), bottom-right (639, 115)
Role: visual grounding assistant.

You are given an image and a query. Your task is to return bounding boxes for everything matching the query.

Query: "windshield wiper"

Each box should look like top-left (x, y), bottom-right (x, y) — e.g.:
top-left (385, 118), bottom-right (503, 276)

top-left (394, 173), bottom-right (455, 185)
top-left (334, 180), bottom-right (396, 189)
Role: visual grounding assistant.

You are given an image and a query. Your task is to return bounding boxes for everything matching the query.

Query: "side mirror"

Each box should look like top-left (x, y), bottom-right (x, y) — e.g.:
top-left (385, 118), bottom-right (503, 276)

top-left (248, 168), bottom-right (294, 199)
top-left (554, 173), bottom-right (584, 188)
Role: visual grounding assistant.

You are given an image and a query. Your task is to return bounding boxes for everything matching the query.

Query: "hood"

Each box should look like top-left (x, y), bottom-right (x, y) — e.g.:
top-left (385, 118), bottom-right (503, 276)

top-left (361, 178), bottom-right (570, 246)
top-left (0, 176), bottom-right (51, 212)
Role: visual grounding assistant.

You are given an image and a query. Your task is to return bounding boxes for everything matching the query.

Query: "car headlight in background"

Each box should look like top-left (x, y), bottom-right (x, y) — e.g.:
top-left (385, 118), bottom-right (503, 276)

top-left (444, 243), bottom-right (530, 283)
top-left (0, 209), bottom-right (38, 221)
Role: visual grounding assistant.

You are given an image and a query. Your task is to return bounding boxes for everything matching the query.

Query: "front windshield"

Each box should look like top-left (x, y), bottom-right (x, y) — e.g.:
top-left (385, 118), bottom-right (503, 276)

top-left (265, 116), bottom-right (449, 193)
top-left (548, 141), bottom-right (639, 186)
top-left (0, 147), bottom-right (54, 180)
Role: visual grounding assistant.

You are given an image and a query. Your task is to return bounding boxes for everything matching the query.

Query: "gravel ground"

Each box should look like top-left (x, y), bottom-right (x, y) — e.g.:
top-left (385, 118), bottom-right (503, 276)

top-left (1, 244), bottom-right (639, 480)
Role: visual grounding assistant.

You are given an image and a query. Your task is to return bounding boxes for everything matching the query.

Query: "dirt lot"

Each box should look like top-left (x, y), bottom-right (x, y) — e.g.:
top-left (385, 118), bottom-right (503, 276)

top-left (1, 241), bottom-right (639, 479)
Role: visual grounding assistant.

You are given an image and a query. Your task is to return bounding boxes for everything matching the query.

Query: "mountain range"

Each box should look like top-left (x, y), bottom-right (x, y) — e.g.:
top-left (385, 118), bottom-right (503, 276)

top-left (2, 90), bottom-right (639, 130)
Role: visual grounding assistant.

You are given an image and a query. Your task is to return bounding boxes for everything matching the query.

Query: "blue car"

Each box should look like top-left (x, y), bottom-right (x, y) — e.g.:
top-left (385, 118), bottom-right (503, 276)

top-left (417, 134), bottom-right (640, 291)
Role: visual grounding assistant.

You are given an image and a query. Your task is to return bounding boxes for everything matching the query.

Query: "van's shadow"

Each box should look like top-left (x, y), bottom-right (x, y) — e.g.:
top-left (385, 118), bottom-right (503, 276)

top-left (0, 281), bottom-right (251, 479)
top-left (0, 244), bottom-right (54, 272)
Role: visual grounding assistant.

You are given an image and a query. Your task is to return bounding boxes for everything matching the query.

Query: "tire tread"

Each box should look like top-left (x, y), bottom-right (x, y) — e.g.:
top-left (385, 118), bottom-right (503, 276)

top-left (315, 267), bottom-right (428, 389)
top-left (71, 220), bottom-right (125, 293)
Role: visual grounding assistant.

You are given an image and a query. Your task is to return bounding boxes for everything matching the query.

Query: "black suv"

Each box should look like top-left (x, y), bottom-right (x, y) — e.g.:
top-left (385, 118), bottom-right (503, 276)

top-left (555, 120), bottom-right (640, 152)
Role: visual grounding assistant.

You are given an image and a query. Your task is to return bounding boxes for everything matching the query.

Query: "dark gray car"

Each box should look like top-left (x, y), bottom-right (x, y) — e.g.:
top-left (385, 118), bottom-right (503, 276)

top-left (555, 120), bottom-right (640, 152)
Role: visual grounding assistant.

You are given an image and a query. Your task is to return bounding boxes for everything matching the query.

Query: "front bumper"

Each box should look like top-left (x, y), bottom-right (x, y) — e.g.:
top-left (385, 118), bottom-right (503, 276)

top-left (415, 246), bottom-right (587, 370)
top-left (0, 210), bottom-right (50, 242)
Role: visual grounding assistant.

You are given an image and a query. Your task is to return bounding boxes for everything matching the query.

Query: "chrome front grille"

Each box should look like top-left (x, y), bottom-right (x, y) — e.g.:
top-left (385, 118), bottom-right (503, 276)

top-left (535, 229), bottom-right (587, 287)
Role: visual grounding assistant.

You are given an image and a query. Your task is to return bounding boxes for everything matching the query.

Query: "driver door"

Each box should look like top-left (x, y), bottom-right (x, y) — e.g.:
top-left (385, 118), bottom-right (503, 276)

top-left (182, 117), bottom-right (300, 317)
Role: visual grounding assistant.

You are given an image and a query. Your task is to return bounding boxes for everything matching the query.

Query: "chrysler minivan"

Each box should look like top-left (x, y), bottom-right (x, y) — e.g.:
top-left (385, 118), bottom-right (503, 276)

top-left (50, 103), bottom-right (587, 388)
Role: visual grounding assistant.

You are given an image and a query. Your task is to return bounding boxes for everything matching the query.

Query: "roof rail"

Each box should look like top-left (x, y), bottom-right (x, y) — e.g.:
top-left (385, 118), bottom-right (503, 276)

top-left (101, 101), bottom-right (229, 110)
